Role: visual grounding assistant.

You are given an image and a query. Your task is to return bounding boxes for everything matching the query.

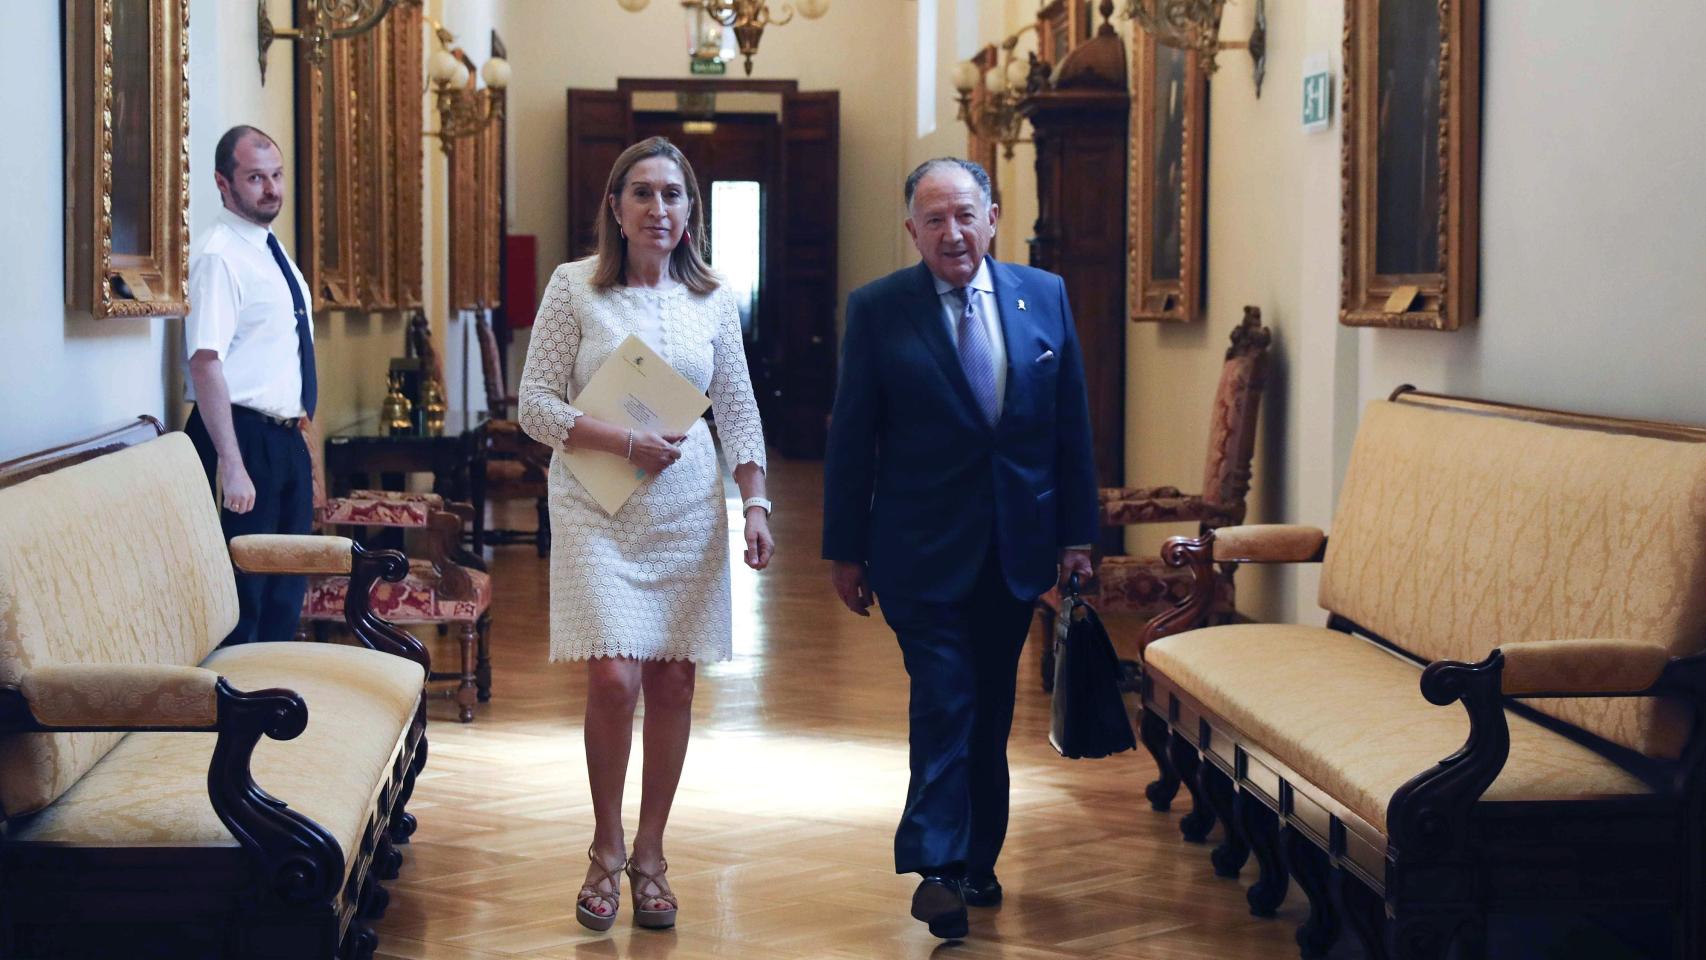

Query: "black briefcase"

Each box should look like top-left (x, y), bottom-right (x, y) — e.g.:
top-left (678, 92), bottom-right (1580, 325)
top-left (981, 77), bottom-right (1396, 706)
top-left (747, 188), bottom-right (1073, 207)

top-left (1048, 576), bottom-right (1138, 759)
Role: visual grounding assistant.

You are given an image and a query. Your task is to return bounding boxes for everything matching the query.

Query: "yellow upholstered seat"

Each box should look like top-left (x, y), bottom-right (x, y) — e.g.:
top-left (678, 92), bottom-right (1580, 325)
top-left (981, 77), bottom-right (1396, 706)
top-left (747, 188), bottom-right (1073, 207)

top-left (1145, 623), bottom-right (1654, 833)
top-left (7, 642), bottom-right (423, 879)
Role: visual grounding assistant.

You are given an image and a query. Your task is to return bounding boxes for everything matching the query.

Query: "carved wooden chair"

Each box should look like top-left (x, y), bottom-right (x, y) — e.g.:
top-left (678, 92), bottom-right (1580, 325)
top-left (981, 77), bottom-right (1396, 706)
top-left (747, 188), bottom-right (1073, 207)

top-left (299, 419), bottom-right (493, 722)
top-left (473, 313), bottom-right (551, 556)
top-left (1037, 307), bottom-right (1271, 690)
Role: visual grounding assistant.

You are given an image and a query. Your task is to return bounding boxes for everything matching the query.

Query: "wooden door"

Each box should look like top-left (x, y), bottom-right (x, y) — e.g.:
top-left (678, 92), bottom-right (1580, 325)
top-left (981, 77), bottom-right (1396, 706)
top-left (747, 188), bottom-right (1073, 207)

top-left (564, 89), bottom-right (634, 262)
top-left (776, 91), bottom-right (839, 459)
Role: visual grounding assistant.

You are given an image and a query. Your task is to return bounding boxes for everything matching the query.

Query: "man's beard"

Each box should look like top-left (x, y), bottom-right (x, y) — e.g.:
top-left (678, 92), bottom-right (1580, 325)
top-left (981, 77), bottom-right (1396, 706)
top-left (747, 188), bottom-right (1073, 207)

top-left (234, 195), bottom-right (281, 225)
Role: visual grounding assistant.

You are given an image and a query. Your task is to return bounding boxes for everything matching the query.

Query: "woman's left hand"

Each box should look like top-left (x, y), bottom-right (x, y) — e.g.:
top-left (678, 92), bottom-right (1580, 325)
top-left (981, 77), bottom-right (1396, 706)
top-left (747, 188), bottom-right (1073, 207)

top-left (744, 509), bottom-right (774, 570)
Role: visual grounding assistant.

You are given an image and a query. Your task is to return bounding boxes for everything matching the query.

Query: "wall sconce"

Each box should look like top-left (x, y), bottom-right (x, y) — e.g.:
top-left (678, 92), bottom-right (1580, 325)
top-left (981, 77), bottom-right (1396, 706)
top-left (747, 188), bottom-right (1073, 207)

top-left (425, 21), bottom-right (510, 155)
top-left (257, 0), bottom-right (416, 84)
top-left (617, 0), bottom-right (830, 76)
top-left (952, 25), bottom-right (1043, 160)
top-left (1123, 0), bottom-right (1268, 95)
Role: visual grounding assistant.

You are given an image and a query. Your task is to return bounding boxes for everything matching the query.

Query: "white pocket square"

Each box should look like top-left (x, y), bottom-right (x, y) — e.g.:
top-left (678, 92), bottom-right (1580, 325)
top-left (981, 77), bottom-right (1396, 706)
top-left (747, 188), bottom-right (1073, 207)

top-left (1035, 349), bottom-right (1056, 363)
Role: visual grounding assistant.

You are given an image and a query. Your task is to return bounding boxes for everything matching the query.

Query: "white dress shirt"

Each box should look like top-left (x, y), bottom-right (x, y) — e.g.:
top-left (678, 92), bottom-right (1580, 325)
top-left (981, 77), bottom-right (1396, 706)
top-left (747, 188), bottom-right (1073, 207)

top-left (183, 208), bottom-right (312, 419)
top-left (931, 259), bottom-right (1008, 412)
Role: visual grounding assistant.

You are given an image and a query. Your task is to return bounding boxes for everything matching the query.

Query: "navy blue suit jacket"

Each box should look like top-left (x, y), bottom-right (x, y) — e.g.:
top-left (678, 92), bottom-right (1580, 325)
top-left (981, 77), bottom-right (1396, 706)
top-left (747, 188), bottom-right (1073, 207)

top-left (822, 258), bottom-right (1099, 603)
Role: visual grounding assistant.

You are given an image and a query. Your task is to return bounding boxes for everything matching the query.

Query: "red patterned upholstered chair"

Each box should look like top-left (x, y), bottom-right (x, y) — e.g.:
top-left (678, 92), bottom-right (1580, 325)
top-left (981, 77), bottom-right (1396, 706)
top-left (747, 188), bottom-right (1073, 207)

top-left (473, 313), bottom-right (551, 556)
top-left (1038, 308), bottom-right (1271, 689)
top-left (299, 420), bottom-right (493, 722)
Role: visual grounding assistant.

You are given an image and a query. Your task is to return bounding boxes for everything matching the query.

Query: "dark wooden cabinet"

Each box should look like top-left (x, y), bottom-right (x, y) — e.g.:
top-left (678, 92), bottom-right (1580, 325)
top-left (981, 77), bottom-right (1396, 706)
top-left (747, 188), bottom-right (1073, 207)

top-left (1020, 26), bottom-right (1128, 551)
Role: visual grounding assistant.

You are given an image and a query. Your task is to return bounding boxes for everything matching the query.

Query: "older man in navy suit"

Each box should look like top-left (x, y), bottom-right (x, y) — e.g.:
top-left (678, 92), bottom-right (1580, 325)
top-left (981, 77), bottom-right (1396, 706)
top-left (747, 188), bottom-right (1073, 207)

top-left (823, 158), bottom-right (1098, 939)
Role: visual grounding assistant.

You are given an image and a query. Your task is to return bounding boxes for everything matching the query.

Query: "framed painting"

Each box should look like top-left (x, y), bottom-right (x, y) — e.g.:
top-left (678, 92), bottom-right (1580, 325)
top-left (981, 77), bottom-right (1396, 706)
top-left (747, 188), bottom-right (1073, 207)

top-left (297, 4), bottom-right (362, 312)
top-left (1037, 0), bottom-right (1092, 67)
top-left (65, 0), bottom-right (192, 320)
top-left (448, 118), bottom-right (503, 311)
top-left (350, 0), bottom-right (425, 310)
top-left (1129, 30), bottom-right (1207, 323)
top-left (1341, 0), bottom-right (1481, 330)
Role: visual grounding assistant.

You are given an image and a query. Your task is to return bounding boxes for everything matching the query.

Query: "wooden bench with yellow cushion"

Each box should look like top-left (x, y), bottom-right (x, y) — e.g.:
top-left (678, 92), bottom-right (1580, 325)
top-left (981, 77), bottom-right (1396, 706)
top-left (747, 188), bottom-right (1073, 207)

top-left (1137, 389), bottom-right (1706, 960)
top-left (0, 419), bottom-right (430, 959)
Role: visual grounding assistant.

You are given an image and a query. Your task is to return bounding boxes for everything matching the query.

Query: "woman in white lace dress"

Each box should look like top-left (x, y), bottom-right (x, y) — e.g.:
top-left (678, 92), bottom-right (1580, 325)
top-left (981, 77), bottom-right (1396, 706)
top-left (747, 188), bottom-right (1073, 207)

top-left (517, 137), bottom-right (773, 933)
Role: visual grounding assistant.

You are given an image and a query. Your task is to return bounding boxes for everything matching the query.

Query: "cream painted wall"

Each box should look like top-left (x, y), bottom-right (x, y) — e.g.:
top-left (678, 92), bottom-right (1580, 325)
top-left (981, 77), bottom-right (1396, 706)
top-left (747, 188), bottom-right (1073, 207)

top-left (0, 0), bottom-right (492, 463)
top-left (1124, 1), bottom-right (1706, 623)
top-left (496, 0), bottom-right (914, 349)
top-left (0, 2), bottom-right (175, 459)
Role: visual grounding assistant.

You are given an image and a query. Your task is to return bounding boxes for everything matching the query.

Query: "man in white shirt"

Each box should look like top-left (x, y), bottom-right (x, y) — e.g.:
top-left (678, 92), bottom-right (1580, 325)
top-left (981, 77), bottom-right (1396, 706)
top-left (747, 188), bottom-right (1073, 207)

top-left (183, 125), bottom-right (317, 645)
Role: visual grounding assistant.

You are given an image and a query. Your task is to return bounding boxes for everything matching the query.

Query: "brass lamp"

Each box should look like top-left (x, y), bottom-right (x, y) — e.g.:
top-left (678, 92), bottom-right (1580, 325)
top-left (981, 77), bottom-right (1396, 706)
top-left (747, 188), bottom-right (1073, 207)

top-left (618, 0), bottom-right (830, 76)
top-left (952, 25), bottom-right (1039, 160)
top-left (1123, 0), bottom-right (1268, 94)
top-left (257, 0), bottom-right (419, 84)
top-left (426, 21), bottom-right (509, 154)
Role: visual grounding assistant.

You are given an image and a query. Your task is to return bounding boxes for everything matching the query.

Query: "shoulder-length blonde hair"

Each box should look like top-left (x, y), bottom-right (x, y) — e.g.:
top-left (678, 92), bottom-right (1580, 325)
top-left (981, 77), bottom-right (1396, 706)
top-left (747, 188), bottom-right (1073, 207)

top-left (590, 137), bottom-right (719, 294)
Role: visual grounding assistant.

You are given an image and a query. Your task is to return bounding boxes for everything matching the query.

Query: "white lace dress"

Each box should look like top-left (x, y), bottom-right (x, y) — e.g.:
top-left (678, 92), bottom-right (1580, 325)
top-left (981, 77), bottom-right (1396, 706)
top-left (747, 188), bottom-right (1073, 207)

top-left (517, 258), bottom-right (768, 663)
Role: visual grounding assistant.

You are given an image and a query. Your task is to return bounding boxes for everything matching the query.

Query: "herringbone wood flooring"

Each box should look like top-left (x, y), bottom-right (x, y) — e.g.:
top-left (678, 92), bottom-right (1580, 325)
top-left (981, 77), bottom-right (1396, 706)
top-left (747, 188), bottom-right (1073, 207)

top-left (373, 458), bottom-right (1326, 960)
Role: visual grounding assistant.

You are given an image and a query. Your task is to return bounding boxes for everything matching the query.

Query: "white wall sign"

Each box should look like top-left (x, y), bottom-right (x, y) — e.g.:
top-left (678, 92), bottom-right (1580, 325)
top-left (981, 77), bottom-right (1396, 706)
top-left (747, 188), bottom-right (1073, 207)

top-left (1302, 54), bottom-right (1333, 132)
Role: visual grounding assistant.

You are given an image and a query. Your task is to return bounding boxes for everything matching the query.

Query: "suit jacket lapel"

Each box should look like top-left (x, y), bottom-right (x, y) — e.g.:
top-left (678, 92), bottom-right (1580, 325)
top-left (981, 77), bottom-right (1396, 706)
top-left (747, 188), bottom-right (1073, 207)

top-left (903, 262), bottom-right (985, 424)
top-left (987, 257), bottom-right (1032, 426)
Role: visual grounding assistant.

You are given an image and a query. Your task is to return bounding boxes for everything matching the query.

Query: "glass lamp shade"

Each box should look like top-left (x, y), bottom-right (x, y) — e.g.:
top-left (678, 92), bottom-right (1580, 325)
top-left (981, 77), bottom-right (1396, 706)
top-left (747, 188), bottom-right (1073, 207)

top-left (617, 0), bottom-right (650, 11)
top-left (951, 60), bottom-right (980, 94)
top-left (796, 0), bottom-right (830, 18)
top-left (481, 56), bottom-right (511, 89)
top-left (983, 68), bottom-right (1006, 95)
top-left (1004, 57), bottom-right (1030, 91)
top-left (428, 49), bottom-right (463, 84)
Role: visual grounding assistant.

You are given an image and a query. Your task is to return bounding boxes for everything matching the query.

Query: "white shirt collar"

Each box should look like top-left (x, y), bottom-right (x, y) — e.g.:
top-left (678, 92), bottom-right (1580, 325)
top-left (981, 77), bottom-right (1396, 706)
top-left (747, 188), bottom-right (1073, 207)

top-left (931, 258), bottom-right (995, 297)
top-left (218, 207), bottom-right (274, 250)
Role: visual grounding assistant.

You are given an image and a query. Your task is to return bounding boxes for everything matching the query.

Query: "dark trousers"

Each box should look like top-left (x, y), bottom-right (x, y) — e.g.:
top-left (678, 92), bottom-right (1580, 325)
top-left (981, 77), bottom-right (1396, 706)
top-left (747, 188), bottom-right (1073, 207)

top-left (879, 549), bottom-right (1035, 878)
top-left (185, 406), bottom-right (313, 645)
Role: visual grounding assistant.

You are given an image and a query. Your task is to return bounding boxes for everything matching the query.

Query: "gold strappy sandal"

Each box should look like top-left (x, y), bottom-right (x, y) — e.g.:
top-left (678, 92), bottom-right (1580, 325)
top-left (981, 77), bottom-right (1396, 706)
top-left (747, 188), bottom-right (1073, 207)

top-left (576, 847), bottom-right (626, 932)
top-left (626, 858), bottom-right (679, 929)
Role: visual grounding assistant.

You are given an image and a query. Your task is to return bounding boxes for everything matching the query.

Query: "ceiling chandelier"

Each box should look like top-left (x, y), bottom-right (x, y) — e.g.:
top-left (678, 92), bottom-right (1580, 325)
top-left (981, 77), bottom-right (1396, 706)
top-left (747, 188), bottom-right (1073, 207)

top-left (618, 0), bottom-right (830, 76)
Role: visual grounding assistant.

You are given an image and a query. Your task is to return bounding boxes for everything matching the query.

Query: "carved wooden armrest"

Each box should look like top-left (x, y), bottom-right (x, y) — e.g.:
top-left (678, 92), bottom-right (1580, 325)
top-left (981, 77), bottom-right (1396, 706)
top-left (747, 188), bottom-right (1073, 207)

top-left (0, 677), bottom-right (346, 907)
top-left (230, 534), bottom-right (354, 575)
top-left (1211, 524), bottom-right (1328, 564)
top-left (1499, 639), bottom-right (1671, 697)
top-left (14, 664), bottom-right (219, 729)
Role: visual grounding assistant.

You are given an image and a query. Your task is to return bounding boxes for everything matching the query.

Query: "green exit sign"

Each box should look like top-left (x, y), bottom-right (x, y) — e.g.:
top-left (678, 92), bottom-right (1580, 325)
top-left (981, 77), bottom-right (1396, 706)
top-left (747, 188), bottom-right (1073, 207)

top-left (1302, 54), bottom-right (1333, 132)
top-left (690, 58), bottom-right (726, 76)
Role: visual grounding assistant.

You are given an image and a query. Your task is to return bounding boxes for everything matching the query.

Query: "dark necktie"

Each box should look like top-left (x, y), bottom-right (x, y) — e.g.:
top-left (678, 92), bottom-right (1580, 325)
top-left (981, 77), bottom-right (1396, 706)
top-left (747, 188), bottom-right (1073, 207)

top-left (266, 232), bottom-right (316, 419)
top-left (952, 287), bottom-right (1000, 426)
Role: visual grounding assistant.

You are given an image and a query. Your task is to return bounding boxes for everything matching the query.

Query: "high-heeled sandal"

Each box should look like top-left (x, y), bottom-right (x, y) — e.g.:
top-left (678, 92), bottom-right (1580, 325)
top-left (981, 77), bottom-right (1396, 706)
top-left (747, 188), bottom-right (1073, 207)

top-left (576, 847), bottom-right (626, 932)
top-left (626, 858), bottom-right (679, 929)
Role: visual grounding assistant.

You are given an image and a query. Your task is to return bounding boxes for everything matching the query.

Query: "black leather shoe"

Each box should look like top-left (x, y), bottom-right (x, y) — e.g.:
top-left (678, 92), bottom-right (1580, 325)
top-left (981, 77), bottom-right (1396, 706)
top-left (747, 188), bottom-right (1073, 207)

top-left (962, 873), bottom-right (1002, 907)
top-left (911, 876), bottom-right (968, 939)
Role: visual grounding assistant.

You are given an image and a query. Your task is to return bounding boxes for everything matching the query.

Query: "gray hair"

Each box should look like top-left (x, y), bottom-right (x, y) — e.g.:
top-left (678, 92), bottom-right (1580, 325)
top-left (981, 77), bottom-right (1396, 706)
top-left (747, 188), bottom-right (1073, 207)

top-left (904, 158), bottom-right (993, 211)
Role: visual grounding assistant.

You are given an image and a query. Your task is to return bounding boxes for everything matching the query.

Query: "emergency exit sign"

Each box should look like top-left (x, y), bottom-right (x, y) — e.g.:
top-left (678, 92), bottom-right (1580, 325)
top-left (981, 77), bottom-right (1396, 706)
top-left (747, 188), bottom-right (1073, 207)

top-left (690, 58), bottom-right (726, 76)
top-left (1302, 54), bottom-right (1332, 132)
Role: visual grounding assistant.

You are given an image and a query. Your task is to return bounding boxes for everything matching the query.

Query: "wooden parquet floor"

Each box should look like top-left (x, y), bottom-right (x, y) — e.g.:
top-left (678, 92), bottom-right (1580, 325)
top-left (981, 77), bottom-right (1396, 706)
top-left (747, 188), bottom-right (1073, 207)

top-left (373, 457), bottom-right (1334, 960)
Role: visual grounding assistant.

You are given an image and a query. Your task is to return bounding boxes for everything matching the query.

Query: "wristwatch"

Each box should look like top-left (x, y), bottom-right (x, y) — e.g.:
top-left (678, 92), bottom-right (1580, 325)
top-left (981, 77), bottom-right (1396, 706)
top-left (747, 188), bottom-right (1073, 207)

top-left (742, 496), bottom-right (773, 516)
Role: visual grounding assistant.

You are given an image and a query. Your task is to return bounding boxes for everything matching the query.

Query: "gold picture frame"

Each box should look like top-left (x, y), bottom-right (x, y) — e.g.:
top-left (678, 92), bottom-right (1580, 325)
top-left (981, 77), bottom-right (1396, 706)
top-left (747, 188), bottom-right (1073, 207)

top-left (349, 1), bottom-right (425, 310)
top-left (297, 3), bottom-right (361, 312)
top-left (65, 0), bottom-right (192, 320)
top-left (1129, 30), bottom-right (1207, 323)
top-left (1341, 0), bottom-right (1482, 330)
top-left (1037, 0), bottom-right (1093, 67)
top-left (448, 110), bottom-right (503, 311)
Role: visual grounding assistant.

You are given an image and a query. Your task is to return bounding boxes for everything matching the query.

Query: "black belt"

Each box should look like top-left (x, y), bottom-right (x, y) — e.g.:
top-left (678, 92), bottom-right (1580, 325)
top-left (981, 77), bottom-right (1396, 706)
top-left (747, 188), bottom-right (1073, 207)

top-left (229, 405), bottom-right (301, 429)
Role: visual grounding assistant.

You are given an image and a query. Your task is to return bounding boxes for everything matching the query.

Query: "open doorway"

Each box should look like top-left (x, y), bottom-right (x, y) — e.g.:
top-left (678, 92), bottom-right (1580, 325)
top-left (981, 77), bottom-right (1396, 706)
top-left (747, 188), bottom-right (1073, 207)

top-left (566, 80), bottom-right (838, 458)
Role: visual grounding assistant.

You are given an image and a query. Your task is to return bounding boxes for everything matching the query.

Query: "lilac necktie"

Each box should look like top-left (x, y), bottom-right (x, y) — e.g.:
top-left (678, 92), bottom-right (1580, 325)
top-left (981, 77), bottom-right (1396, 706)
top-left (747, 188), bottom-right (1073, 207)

top-left (952, 287), bottom-right (1000, 426)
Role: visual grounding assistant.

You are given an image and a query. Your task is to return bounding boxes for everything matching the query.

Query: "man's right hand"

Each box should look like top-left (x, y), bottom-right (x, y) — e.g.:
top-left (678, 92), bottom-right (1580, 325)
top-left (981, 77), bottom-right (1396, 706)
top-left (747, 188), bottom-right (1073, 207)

top-left (219, 458), bottom-right (257, 514)
top-left (831, 561), bottom-right (874, 617)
